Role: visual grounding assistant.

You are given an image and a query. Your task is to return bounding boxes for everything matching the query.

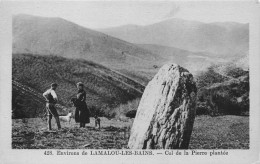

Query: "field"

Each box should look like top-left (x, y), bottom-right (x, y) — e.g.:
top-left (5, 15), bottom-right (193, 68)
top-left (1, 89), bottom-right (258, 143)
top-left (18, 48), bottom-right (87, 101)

top-left (189, 115), bottom-right (249, 149)
top-left (12, 115), bottom-right (249, 149)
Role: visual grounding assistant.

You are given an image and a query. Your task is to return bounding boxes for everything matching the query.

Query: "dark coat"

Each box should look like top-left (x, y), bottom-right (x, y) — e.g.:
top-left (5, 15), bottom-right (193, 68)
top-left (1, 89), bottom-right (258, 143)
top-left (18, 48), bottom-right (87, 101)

top-left (74, 90), bottom-right (90, 123)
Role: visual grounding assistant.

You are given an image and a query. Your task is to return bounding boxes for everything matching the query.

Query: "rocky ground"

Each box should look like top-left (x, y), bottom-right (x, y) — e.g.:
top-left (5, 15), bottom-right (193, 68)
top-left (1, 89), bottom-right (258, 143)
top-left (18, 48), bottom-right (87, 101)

top-left (12, 115), bottom-right (249, 149)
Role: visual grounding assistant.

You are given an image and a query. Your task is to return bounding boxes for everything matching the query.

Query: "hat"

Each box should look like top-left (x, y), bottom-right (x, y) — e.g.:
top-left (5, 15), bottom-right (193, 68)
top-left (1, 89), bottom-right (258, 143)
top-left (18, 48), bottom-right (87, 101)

top-left (51, 83), bottom-right (58, 87)
top-left (76, 82), bottom-right (84, 87)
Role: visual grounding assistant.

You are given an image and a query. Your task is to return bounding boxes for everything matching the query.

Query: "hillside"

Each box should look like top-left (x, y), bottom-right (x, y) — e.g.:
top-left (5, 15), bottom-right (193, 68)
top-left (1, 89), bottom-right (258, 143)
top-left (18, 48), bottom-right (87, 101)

top-left (195, 63), bottom-right (249, 116)
top-left (12, 80), bottom-right (45, 118)
top-left (99, 18), bottom-right (249, 56)
top-left (136, 44), bottom-right (241, 74)
top-left (12, 80), bottom-right (70, 118)
top-left (12, 54), bottom-right (145, 118)
top-left (13, 14), bottom-right (164, 84)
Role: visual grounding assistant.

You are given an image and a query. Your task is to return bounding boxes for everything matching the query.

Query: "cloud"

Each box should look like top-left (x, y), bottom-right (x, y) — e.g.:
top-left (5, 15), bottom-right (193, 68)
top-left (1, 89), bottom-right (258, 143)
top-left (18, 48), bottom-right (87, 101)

top-left (163, 4), bottom-right (180, 19)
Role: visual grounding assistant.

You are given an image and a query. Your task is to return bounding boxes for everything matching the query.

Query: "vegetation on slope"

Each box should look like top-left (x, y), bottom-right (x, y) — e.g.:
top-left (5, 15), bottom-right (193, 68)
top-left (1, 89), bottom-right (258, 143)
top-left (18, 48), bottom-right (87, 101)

top-left (12, 80), bottom-right (70, 119)
top-left (195, 64), bottom-right (249, 116)
top-left (12, 54), bottom-right (144, 118)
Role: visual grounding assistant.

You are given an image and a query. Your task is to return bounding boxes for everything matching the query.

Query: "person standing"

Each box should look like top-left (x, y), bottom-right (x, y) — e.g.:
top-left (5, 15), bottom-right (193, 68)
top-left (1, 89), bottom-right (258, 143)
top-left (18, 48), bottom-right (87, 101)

top-left (43, 83), bottom-right (61, 130)
top-left (74, 82), bottom-right (90, 128)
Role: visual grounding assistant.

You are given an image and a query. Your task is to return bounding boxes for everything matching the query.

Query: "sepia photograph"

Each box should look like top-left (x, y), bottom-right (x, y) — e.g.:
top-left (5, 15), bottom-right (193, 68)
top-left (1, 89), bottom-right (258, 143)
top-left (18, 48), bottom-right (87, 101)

top-left (0, 0), bottom-right (260, 163)
top-left (11, 1), bottom-right (251, 149)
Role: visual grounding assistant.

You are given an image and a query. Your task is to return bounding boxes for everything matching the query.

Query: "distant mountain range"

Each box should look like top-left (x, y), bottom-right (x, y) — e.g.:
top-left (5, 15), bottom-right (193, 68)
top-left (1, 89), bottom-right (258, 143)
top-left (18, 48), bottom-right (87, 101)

top-left (13, 14), bottom-right (163, 84)
top-left (99, 18), bottom-right (249, 56)
top-left (13, 14), bottom-right (249, 81)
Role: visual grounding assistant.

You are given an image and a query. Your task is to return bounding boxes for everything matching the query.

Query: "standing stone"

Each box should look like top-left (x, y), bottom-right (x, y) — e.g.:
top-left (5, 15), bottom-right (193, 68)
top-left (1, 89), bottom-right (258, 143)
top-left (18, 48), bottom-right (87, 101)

top-left (128, 64), bottom-right (197, 149)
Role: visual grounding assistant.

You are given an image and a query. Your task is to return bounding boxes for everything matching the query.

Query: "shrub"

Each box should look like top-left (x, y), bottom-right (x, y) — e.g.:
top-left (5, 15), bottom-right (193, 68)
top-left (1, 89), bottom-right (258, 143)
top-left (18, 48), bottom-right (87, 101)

top-left (195, 65), bottom-right (228, 89)
top-left (195, 64), bottom-right (249, 116)
top-left (111, 98), bottom-right (140, 119)
top-left (196, 101), bottom-right (210, 115)
top-left (88, 105), bottom-right (106, 117)
top-left (125, 110), bottom-right (137, 118)
top-left (225, 66), bottom-right (248, 78)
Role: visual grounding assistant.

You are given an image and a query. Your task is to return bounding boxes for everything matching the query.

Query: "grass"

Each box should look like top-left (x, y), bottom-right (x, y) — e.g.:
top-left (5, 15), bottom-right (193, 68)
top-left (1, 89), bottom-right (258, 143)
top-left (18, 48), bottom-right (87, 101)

top-left (12, 115), bottom-right (249, 149)
top-left (12, 117), bottom-right (133, 149)
top-left (12, 54), bottom-right (144, 118)
top-left (189, 115), bottom-right (249, 149)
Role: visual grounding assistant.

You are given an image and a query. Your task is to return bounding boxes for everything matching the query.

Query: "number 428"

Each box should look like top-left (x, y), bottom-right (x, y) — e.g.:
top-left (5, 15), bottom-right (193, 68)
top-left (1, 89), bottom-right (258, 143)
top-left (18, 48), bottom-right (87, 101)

top-left (44, 151), bottom-right (53, 155)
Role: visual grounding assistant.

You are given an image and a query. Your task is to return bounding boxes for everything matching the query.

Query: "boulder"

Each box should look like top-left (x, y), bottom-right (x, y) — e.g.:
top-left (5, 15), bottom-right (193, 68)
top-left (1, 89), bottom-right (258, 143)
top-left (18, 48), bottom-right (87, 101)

top-left (128, 64), bottom-right (197, 149)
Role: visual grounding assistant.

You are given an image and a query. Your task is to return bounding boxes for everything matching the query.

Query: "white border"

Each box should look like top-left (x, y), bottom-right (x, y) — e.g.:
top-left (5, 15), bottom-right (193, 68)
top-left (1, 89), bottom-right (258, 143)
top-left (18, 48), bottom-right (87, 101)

top-left (0, 1), bottom-right (259, 164)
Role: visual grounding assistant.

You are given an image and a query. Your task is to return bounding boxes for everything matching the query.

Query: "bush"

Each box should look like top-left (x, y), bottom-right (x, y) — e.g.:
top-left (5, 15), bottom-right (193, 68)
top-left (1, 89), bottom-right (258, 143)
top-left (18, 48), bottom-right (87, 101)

top-left (197, 75), bottom-right (249, 116)
top-left (196, 101), bottom-right (210, 115)
top-left (195, 64), bottom-right (249, 116)
top-left (111, 98), bottom-right (140, 119)
top-left (125, 110), bottom-right (137, 118)
top-left (195, 65), bottom-right (228, 89)
top-left (226, 66), bottom-right (248, 78)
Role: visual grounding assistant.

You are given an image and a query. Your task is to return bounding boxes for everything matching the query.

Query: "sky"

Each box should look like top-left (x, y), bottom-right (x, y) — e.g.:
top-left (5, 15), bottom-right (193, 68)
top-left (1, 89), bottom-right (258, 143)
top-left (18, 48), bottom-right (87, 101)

top-left (8, 1), bottom-right (256, 29)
